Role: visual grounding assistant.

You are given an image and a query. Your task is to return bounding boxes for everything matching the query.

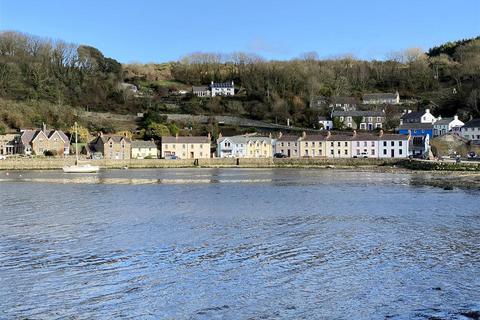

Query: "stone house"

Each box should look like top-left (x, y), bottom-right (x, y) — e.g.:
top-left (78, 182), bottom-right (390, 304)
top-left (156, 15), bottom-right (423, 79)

top-left (19, 124), bottom-right (70, 156)
top-left (332, 110), bottom-right (385, 130)
top-left (0, 134), bottom-right (20, 155)
top-left (161, 134), bottom-right (211, 159)
top-left (90, 134), bottom-right (131, 160)
top-left (192, 86), bottom-right (211, 97)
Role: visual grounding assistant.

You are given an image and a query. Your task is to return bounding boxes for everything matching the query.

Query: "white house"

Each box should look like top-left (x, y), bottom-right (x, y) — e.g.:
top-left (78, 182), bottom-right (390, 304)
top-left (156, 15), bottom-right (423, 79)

top-left (460, 119), bottom-right (480, 143)
top-left (211, 81), bottom-right (235, 97)
top-left (217, 135), bottom-right (246, 158)
top-left (318, 117), bottom-right (333, 130)
top-left (351, 130), bottom-right (409, 158)
top-left (433, 115), bottom-right (464, 137)
top-left (400, 108), bottom-right (437, 125)
top-left (362, 91), bottom-right (400, 105)
top-left (378, 132), bottom-right (409, 158)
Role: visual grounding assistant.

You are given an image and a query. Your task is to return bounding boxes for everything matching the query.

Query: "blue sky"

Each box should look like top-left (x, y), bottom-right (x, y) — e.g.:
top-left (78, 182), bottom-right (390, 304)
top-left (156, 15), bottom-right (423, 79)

top-left (1, 0), bottom-right (479, 63)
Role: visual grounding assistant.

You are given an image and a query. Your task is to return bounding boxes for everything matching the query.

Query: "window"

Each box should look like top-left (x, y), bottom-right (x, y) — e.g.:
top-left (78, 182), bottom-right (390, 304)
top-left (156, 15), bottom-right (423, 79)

top-left (183, 144), bottom-right (186, 149)
top-left (371, 149), bottom-right (375, 155)
top-left (399, 149), bottom-right (402, 155)
top-left (383, 149), bottom-right (387, 155)
top-left (377, 117), bottom-right (381, 122)
top-left (331, 150), bottom-right (334, 155)
top-left (340, 116), bottom-right (344, 122)
top-left (312, 142), bottom-right (315, 147)
top-left (363, 141), bottom-right (367, 147)
top-left (191, 144), bottom-right (194, 148)
top-left (391, 141), bottom-right (394, 147)
top-left (368, 117), bottom-right (373, 122)
top-left (371, 141), bottom-right (375, 147)
top-left (399, 141), bottom-right (402, 146)
top-left (305, 142), bottom-right (309, 147)
top-left (344, 150), bottom-right (348, 155)
top-left (200, 152), bottom-right (203, 157)
top-left (356, 150), bottom-right (360, 155)
top-left (344, 142), bottom-right (348, 147)
top-left (172, 144), bottom-right (175, 149)
top-left (360, 123), bottom-right (366, 130)
top-left (347, 123), bottom-right (352, 128)
top-left (287, 142), bottom-right (290, 147)
top-left (331, 142), bottom-right (334, 147)
top-left (347, 117), bottom-right (352, 122)
top-left (383, 141), bottom-right (387, 147)
top-left (357, 141), bottom-right (360, 147)
top-left (200, 144), bottom-right (203, 149)
top-left (337, 150), bottom-right (340, 155)
top-left (337, 142), bottom-right (341, 147)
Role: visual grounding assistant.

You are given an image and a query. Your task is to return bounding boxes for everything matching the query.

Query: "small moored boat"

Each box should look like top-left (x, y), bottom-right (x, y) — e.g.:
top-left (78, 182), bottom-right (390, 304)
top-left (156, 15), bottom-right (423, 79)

top-left (63, 122), bottom-right (100, 173)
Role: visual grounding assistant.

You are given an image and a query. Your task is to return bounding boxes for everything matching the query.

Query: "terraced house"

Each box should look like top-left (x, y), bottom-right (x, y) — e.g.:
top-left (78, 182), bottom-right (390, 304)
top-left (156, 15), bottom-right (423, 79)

top-left (19, 124), bottom-right (70, 156)
top-left (275, 133), bottom-right (301, 158)
top-left (299, 132), bottom-right (327, 158)
top-left (90, 134), bottom-right (131, 160)
top-left (161, 134), bottom-right (211, 159)
top-left (326, 132), bottom-right (352, 158)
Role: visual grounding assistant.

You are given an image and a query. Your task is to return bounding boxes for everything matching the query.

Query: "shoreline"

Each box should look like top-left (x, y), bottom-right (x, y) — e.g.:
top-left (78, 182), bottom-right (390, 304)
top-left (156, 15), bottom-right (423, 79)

top-left (0, 158), bottom-right (479, 190)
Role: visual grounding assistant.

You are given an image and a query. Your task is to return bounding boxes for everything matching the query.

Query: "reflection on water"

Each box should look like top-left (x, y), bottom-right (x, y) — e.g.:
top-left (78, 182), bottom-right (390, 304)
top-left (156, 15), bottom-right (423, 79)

top-left (0, 168), bottom-right (479, 319)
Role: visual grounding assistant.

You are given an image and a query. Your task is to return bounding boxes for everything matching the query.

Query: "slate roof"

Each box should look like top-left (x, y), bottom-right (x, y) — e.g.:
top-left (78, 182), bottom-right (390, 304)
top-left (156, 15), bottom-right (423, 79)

top-left (332, 110), bottom-right (385, 117)
top-left (131, 140), bottom-right (157, 148)
top-left (398, 123), bottom-right (433, 130)
top-left (331, 96), bottom-right (358, 105)
top-left (302, 134), bottom-right (328, 141)
top-left (20, 129), bottom-right (69, 147)
top-left (97, 135), bottom-right (131, 144)
top-left (277, 135), bottom-right (301, 142)
top-left (400, 111), bottom-right (425, 120)
top-left (162, 136), bottom-right (210, 144)
top-left (192, 86), bottom-right (210, 92)
top-left (434, 117), bottom-right (454, 125)
top-left (211, 82), bottom-right (234, 88)
top-left (362, 93), bottom-right (398, 101)
top-left (380, 134), bottom-right (410, 141)
top-left (462, 118), bottom-right (480, 128)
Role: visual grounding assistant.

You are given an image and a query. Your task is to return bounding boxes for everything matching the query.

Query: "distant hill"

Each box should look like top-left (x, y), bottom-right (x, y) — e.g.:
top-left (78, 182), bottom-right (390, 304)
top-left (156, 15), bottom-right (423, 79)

top-left (1, 31), bottom-right (479, 134)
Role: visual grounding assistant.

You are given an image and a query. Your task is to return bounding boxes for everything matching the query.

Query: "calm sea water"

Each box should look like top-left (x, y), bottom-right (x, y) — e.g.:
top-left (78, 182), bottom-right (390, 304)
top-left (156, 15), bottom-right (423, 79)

top-left (0, 169), bottom-right (479, 319)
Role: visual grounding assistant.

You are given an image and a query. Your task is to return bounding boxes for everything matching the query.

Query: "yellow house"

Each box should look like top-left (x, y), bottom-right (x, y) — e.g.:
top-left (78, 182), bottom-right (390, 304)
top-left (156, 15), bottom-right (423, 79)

top-left (131, 140), bottom-right (158, 159)
top-left (326, 132), bottom-right (352, 158)
top-left (298, 132), bottom-right (327, 157)
top-left (161, 134), bottom-right (211, 159)
top-left (245, 136), bottom-right (273, 158)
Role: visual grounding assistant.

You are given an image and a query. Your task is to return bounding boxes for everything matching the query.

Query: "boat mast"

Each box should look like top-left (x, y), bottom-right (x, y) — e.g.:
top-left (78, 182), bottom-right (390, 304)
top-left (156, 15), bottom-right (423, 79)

top-left (75, 122), bottom-right (79, 163)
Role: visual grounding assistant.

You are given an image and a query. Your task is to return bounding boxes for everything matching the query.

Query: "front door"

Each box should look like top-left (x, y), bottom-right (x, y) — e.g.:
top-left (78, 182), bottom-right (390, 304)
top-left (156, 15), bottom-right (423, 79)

top-left (287, 149), bottom-right (291, 157)
top-left (391, 149), bottom-right (395, 158)
top-left (190, 151), bottom-right (194, 159)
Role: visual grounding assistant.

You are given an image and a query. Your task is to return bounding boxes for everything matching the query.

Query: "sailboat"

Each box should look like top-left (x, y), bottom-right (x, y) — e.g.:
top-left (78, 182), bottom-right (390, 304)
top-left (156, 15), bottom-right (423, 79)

top-left (63, 122), bottom-right (100, 173)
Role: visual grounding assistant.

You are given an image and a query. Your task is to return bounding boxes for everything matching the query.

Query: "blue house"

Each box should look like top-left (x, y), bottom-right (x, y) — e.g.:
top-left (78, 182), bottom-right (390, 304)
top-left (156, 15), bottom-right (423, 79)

top-left (398, 123), bottom-right (434, 138)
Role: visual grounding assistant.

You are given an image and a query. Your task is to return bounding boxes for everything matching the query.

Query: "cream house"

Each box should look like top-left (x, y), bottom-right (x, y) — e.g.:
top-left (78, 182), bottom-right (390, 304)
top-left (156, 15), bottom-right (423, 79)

top-left (298, 132), bottom-right (327, 158)
top-left (326, 132), bottom-right (352, 158)
top-left (131, 140), bottom-right (158, 159)
top-left (161, 134), bottom-right (211, 159)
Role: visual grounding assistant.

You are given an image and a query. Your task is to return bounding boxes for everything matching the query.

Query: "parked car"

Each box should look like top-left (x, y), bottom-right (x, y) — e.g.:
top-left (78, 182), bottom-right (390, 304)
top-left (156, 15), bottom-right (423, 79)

top-left (468, 151), bottom-right (477, 158)
top-left (0, 155), bottom-right (6, 160)
top-left (274, 153), bottom-right (287, 158)
top-left (165, 155), bottom-right (180, 160)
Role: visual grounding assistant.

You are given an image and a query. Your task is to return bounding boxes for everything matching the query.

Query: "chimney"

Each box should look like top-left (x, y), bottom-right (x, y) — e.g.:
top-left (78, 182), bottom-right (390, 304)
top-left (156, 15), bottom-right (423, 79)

top-left (408, 110), bottom-right (412, 113)
top-left (327, 130), bottom-right (331, 138)
top-left (211, 81), bottom-right (214, 85)
top-left (42, 122), bottom-right (47, 134)
top-left (175, 132), bottom-right (179, 139)
top-left (269, 132), bottom-right (272, 139)
top-left (302, 131), bottom-right (306, 138)
top-left (207, 132), bottom-right (211, 140)
top-left (218, 132), bottom-right (222, 139)
top-left (379, 129), bottom-right (384, 137)
top-left (437, 115), bottom-right (442, 120)
top-left (353, 130), bottom-right (357, 137)
top-left (278, 132), bottom-right (283, 139)
top-left (425, 108), bottom-right (430, 114)
top-left (454, 115), bottom-right (458, 121)
top-left (99, 132), bottom-right (103, 137)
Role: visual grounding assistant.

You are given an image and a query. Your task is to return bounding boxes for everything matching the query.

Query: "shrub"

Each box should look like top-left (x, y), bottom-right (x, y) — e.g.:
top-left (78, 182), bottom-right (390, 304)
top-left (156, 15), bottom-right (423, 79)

top-left (44, 150), bottom-right (58, 157)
